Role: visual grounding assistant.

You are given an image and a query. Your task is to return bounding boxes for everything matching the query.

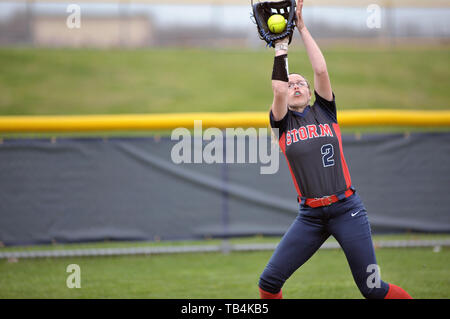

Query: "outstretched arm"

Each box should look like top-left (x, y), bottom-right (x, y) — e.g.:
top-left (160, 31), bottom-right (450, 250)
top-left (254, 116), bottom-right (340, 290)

top-left (296, 0), bottom-right (333, 101)
top-left (271, 39), bottom-right (289, 121)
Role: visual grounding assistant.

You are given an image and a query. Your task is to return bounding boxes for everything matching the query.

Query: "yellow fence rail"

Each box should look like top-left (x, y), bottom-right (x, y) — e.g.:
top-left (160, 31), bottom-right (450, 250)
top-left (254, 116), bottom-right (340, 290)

top-left (0, 110), bottom-right (449, 132)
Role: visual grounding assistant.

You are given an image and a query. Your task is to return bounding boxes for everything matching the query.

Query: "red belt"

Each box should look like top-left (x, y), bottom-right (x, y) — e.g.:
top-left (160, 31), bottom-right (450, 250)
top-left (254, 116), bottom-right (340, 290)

top-left (302, 188), bottom-right (355, 208)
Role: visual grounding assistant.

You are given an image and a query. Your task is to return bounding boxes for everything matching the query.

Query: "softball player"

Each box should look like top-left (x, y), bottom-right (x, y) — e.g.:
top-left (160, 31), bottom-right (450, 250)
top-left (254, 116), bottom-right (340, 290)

top-left (258, 0), bottom-right (412, 299)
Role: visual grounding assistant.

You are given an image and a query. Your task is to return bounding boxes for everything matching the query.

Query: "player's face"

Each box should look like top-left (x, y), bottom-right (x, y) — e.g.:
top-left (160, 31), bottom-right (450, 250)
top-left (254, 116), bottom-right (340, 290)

top-left (287, 74), bottom-right (311, 109)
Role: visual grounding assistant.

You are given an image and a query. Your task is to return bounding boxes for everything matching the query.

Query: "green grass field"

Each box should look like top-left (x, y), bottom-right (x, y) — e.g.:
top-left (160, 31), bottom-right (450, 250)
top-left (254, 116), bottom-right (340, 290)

top-left (1, 47), bottom-right (449, 138)
top-left (0, 47), bottom-right (449, 117)
top-left (1, 234), bottom-right (449, 299)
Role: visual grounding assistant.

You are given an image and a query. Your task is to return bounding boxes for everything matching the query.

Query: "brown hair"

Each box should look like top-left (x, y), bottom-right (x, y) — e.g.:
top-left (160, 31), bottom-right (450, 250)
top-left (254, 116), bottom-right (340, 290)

top-left (289, 73), bottom-right (311, 90)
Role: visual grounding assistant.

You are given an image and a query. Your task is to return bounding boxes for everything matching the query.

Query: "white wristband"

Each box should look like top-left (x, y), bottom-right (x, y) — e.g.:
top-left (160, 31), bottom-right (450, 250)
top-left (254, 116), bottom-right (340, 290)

top-left (275, 43), bottom-right (288, 52)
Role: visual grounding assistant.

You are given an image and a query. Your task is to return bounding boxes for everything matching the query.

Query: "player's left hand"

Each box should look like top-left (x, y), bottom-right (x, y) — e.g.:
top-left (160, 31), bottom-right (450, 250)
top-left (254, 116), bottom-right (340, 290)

top-left (251, 0), bottom-right (297, 48)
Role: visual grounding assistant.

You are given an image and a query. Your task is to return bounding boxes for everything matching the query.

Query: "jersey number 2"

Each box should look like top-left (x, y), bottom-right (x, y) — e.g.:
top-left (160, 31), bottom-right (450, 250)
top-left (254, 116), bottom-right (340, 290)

top-left (321, 144), bottom-right (335, 167)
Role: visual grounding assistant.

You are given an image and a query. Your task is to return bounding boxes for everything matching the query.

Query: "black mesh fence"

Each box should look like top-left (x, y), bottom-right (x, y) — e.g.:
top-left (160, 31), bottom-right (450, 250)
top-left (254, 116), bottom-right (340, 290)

top-left (0, 132), bottom-right (449, 246)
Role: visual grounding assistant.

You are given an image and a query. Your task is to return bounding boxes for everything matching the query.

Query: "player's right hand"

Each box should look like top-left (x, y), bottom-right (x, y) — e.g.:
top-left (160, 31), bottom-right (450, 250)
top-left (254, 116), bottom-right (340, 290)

top-left (296, 0), bottom-right (306, 31)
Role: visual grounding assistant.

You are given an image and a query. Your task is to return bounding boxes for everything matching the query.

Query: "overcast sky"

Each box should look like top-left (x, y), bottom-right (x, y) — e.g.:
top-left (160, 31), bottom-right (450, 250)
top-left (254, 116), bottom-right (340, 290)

top-left (0, 2), bottom-right (449, 36)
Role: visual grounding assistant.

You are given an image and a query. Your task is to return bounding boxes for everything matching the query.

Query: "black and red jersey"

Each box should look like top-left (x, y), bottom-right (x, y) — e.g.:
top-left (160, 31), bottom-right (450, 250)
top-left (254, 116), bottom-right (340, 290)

top-left (270, 91), bottom-right (352, 199)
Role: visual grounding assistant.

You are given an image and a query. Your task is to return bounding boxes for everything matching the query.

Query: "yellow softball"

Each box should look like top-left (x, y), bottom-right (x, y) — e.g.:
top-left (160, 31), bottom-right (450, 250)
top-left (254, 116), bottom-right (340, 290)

top-left (267, 14), bottom-right (286, 33)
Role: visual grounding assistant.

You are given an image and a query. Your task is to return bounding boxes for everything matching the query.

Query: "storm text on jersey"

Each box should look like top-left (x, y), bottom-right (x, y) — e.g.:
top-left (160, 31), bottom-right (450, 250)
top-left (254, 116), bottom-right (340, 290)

top-left (286, 123), bottom-right (333, 146)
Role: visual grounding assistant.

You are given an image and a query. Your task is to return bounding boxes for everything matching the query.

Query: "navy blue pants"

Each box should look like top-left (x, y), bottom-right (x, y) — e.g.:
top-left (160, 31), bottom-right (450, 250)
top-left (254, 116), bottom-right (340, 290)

top-left (259, 192), bottom-right (390, 299)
